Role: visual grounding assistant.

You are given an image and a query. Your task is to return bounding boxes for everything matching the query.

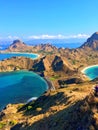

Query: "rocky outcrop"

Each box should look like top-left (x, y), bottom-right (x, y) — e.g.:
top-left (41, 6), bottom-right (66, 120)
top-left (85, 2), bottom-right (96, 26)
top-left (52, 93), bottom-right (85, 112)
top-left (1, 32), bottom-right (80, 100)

top-left (52, 56), bottom-right (63, 71)
top-left (80, 32), bottom-right (98, 50)
top-left (58, 77), bottom-right (83, 86)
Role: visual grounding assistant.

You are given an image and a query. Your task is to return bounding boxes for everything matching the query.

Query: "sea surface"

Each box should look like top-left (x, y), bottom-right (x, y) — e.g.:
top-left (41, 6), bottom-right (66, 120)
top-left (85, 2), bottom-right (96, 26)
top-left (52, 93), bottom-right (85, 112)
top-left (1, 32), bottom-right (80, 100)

top-left (0, 71), bottom-right (48, 110)
top-left (83, 65), bottom-right (98, 80)
top-left (0, 42), bottom-right (83, 50)
top-left (0, 53), bottom-right (38, 61)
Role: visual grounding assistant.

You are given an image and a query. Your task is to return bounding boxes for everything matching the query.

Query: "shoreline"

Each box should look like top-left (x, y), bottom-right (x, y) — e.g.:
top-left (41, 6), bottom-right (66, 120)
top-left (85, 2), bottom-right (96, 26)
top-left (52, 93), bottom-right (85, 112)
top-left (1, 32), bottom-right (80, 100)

top-left (43, 77), bottom-right (55, 91)
top-left (81, 64), bottom-right (98, 73)
top-left (0, 51), bottom-right (40, 60)
top-left (81, 65), bottom-right (98, 80)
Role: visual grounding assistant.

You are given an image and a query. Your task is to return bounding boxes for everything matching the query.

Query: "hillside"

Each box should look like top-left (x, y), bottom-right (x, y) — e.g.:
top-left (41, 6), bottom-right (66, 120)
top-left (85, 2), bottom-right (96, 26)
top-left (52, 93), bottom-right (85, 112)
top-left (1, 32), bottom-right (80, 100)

top-left (0, 81), bottom-right (98, 130)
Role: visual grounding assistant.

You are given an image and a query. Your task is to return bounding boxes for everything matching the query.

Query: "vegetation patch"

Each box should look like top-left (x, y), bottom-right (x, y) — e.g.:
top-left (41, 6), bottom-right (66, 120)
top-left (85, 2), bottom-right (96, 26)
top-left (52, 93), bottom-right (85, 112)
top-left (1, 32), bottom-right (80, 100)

top-left (0, 122), bottom-right (6, 129)
top-left (50, 75), bottom-right (60, 81)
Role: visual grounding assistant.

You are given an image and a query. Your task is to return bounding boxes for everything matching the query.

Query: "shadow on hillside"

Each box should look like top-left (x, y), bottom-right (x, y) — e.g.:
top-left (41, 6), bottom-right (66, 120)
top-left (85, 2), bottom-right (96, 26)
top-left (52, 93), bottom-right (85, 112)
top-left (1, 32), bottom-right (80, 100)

top-left (19, 92), bottom-right (72, 117)
top-left (14, 93), bottom-right (98, 130)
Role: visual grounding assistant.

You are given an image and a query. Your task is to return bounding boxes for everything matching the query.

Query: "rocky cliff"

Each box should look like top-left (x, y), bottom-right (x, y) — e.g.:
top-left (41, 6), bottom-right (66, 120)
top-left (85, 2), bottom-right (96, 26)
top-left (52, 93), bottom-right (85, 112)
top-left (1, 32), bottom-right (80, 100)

top-left (80, 32), bottom-right (98, 50)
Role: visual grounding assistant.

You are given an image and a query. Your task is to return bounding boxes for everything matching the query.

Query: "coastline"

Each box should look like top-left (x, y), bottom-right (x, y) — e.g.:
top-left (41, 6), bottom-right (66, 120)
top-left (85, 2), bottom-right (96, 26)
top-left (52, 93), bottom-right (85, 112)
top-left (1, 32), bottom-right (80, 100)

top-left (81, 65), bottom-right (98, 73)
top-left (0, 51), bottom-right (40, 60)
top-left (81, 65), bottom-right (98, 80)
top-left (43, 77), bottom-right (55, 91)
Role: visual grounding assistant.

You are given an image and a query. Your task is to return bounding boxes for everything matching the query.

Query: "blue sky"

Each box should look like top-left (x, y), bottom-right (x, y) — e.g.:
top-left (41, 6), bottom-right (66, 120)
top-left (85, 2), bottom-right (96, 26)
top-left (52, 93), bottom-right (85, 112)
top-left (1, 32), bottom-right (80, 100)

top-left (0, 0), bottom-right (98, 41)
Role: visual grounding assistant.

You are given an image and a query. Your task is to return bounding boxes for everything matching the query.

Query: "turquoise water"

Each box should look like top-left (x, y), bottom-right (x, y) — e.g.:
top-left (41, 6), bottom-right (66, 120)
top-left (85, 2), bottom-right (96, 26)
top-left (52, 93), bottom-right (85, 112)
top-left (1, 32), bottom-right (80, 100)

top-left (0, 53), bottom-right (38, 60)
top-left (0, 71), bottom-right (48, 110)
top-left (83, 65), bottom-right (98, 80)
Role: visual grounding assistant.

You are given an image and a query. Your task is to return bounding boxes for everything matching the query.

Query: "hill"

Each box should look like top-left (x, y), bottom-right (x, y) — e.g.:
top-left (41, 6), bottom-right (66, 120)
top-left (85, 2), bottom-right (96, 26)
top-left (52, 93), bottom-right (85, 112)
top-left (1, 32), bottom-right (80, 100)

top-left (4, 40), bottom-right (34, 52)
top-left (80, 32), bottom-right (98, 50)
top-left (2, 40), bottom-right (58, 54)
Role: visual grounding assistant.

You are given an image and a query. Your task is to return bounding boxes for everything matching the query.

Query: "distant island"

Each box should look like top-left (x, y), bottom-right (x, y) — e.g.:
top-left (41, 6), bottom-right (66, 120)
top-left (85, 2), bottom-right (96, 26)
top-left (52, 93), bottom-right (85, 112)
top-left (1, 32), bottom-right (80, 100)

top-left (0, 32), bottom-right (98, 130)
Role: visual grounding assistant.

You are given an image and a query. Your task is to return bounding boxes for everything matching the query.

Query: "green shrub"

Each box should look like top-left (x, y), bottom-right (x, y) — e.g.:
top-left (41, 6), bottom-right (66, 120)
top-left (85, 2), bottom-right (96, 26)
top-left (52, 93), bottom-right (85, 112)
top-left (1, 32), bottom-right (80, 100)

top-left (27, 105), bottom-right (32, 110)
top-left (0, 122), bottom-right (5, 129)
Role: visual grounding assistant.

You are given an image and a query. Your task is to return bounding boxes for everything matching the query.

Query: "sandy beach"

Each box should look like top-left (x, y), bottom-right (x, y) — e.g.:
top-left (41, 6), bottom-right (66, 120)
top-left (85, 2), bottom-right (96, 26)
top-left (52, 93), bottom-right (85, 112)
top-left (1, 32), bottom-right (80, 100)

top-left (81, 65), bottom-right (98, 73)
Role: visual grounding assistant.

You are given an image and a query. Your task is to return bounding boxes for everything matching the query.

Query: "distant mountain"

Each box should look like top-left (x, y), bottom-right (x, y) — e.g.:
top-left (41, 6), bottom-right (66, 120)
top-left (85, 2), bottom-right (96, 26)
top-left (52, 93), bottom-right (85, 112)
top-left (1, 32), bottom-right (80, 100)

top-left (2, 39), bottom-right (59, 53)
top-left (80, 32), bottom-right (98, 50)
top-left (4, 39), bottom-right (34, 52)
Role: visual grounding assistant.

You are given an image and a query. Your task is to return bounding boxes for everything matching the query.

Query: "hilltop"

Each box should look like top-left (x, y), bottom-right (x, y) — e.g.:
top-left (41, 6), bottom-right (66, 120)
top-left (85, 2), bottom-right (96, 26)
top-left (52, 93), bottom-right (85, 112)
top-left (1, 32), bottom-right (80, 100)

top-left (80, 32), bottom-right (98, 50)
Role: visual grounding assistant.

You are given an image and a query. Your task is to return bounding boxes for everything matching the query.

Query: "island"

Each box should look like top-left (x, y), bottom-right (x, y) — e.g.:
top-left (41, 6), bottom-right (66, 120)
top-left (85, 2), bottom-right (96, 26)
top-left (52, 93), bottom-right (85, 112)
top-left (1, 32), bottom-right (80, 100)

top-left (0, 32), bottom-right (98, 130)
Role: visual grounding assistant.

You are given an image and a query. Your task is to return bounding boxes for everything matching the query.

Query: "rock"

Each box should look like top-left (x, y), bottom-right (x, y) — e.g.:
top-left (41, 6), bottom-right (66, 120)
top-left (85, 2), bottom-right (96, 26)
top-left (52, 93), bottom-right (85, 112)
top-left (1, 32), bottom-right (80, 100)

top-left (80, 32), bottom-right (98, 50)
top-left (58, 77), bottom-right (83, 85)
top-left (52, 56), bottom-right (63, 71)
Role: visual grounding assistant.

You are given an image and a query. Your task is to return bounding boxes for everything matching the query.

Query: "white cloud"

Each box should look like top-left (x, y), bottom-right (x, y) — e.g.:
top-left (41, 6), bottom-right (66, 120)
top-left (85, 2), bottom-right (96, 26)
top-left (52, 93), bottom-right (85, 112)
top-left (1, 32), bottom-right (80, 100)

top-left (7, 35), bottom-right (20, 40)
top-left (27, 34), bottom-right (90, 40)
top-left (0, 34), bottom-right (90, 41)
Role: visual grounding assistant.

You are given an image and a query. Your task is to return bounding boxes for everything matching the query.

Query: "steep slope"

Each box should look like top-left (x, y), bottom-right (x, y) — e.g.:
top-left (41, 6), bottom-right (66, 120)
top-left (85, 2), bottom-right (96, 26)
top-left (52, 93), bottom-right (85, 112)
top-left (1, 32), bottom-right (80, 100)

top-left (80, 32), bottom-right (98, 50)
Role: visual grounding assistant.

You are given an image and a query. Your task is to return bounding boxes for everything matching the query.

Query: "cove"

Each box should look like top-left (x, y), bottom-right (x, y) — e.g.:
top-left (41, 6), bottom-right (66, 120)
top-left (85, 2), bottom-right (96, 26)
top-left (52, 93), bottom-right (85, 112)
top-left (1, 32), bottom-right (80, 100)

top-left (0, 71), bottom-right (48, 110)
top-left (0, 53), bottom-right (38, 61)
top-left (82, 65), bottom-right (98, 80)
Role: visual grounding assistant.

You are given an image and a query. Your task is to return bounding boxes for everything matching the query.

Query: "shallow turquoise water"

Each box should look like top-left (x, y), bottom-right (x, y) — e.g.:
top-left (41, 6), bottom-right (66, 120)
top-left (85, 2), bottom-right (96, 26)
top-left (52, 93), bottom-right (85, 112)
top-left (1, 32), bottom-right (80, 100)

top-left (0, 71), bottom-right (48, 110)
top-left (0, 53), bottom-right (38, 60)
top-left (83, 66), bottom-right (98, 80)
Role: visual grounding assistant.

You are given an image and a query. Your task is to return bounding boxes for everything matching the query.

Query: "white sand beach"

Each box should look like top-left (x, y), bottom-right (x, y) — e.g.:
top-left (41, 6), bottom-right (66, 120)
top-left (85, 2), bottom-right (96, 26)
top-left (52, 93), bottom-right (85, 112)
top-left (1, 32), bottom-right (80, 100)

top-left (81, 65), bottom-right (98, 73)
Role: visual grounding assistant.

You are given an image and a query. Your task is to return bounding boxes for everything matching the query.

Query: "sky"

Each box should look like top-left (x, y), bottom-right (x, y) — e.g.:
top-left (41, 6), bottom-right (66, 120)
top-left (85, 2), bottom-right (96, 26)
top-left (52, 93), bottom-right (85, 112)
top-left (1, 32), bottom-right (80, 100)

top-left (0, 0), bottom-right (98, 41)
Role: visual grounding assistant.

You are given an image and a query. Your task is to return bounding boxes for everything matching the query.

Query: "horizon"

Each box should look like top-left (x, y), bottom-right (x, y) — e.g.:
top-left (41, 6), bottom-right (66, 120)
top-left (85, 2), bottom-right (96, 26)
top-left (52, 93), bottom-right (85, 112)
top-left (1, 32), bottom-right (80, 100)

top-left (0, 0), bottom-right (98, 42)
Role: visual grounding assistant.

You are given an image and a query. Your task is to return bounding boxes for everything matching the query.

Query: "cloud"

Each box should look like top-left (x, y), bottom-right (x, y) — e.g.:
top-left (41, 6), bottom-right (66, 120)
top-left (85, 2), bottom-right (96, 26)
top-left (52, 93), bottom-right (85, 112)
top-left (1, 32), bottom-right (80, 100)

top-left (7, 35), bottom-right (20, 40)
top-left (0, 35), bottom-right (20, 40)
top-left (28, 34), bottom-right (90, 39)
top-left (0, 34), bottom-right (90, 41)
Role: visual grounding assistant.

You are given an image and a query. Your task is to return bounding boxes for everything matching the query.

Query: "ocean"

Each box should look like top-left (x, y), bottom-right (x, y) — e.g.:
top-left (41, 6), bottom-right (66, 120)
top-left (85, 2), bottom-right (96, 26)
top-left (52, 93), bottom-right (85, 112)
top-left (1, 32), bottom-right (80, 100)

top-left (0, 53), bottom-right (38, 61)
top-left (0, 71), bottom-right (48, 110)
top-left (83, 65), bottom-right (98, 80)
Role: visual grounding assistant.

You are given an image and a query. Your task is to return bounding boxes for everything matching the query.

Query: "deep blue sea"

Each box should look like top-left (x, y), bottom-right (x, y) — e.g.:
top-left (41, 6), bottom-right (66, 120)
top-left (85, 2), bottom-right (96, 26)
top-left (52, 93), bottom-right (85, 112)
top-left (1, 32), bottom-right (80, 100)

top-left (83, 66), bottom-right (98, 80)
top-left (0, 71), bottom-right (48, 110)
top-left (0, 53), bottom-right (38, 61)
